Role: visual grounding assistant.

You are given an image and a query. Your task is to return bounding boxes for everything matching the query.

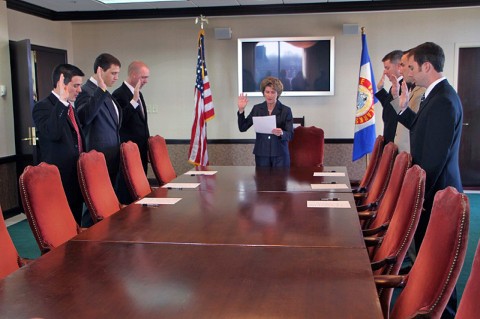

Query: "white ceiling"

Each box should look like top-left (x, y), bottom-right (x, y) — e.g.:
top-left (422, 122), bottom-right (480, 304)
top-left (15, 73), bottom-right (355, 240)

top-left (16, 0), bottom-right (385, 12)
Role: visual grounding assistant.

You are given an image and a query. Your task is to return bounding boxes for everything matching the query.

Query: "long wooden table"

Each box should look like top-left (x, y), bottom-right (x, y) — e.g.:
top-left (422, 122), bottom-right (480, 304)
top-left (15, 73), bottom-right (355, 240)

top-left (0, 166), bottom-right (383, 318)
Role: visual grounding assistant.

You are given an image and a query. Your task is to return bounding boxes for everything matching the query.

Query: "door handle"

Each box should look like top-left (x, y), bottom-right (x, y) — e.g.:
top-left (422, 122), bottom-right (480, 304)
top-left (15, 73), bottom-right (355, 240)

top-left (21, 126), bottom-right (38, 146)
top-left (463, 123), bottom-right (469, 126)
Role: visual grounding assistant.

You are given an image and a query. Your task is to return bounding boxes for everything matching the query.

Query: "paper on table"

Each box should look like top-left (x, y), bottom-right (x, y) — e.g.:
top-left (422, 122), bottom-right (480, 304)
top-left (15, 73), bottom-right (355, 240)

top-left (307, 201), bottom-right (351, 208)
top-left (184, 171), bottom-right (218, 175)
top-left (161, 183), bottom-right (200, 189)
top-left (311, 183), bottom-right (349, 190)
top-left (313, 172), bottom-right (346, 177)
top-left (136, 197), bottom-right (182, 205)
top-left (253, 115), bottom-right (276, 134)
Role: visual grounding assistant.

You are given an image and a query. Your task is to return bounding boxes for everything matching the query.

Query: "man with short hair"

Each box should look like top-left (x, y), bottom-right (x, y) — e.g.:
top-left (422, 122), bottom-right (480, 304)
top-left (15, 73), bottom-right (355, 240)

top-left (76, 53), bottom-right (122, 189)
top-left (113, 61), bottom-right (151, 174)
top-left (32, 63), bottom-right (86, 224)
top-left (397, 42), bottom-right (463, 318)
top-left (375, 50), bottom-right (404, 144)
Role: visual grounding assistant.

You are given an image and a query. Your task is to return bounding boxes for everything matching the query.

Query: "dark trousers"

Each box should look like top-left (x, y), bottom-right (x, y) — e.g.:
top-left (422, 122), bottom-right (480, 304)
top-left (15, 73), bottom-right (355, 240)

top-left (255, 155), bottom-right (290, 167)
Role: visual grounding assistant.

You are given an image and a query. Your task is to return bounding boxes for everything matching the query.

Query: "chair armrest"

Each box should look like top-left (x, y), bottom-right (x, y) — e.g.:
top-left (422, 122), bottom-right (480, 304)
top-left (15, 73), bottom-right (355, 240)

top-left (371, 256), bottom-right (396, 271)
top-left (350, 179), bottom-right (360, 188)
top-left (357, 201), bottom-right (378, 212)
top-left (352, 186), bottom-right (367, 194)
top-left (358, 210), bottom-right (377, 220)
top-left (364, 236), bottom-right (383, 247)
top-left (362, 222), bottom-right (389, 237)
top-left (374, 275), bottom-right (408, 288)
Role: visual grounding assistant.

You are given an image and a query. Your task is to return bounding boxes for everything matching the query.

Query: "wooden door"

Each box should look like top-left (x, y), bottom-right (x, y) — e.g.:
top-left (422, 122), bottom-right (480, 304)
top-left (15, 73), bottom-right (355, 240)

top-left (457, 46), bottom-right (480, 186)
top-left (9, 40), bottom-right (67, 175)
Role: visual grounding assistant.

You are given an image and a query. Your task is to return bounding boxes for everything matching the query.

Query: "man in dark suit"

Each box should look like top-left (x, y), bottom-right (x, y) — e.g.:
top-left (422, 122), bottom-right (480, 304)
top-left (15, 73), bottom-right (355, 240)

top-left (76, 53), bottom-right (122, 223)
top-left (32, 64), bottom-right (85, 225)
top-left (112, 61), bottom-right (150, 174)
top-left (397, 42), bottom-right (463, 319)
top-left (375, 50), bottom-right (403, 144)
top-left (76, 53), bottom-right (122, 186)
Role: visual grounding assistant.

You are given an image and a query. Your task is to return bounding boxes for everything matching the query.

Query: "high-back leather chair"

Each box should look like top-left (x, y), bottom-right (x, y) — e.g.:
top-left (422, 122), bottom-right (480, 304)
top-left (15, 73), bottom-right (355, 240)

top-left (288, 126), bottom-right (324, 167)
top-left (375, 186), bottom-right (469, 319)
top-left (456, 239), bottom-right (480, 318)
top-left (367, 165), bottom-right (425, 318)
top-left (78, 150), bottom-right (123, 223)
top-left (0, 207), bottom-right (25, 279)
top-left (120, 141), bottom-right (152, 200)
top-left (19, 163), bottom-right (80, 254)
top-left (360, 151), bottom-right (412, 230)
top-left (355, 142), bottom-right (398, 208)
top-left (148, 135), bottom-right (176, 185)
top-left (352, 135), bottom-right (384, 191)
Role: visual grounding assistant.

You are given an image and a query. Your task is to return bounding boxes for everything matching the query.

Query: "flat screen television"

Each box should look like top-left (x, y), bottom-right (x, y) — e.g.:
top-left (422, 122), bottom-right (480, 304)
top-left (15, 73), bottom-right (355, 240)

top-left (238, 36), bottom-right (335, 97)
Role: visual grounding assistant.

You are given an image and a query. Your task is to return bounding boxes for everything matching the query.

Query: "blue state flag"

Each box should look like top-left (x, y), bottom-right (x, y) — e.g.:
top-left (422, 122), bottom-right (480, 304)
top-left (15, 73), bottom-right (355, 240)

top-left (352, 31), bottom-right (377, 161)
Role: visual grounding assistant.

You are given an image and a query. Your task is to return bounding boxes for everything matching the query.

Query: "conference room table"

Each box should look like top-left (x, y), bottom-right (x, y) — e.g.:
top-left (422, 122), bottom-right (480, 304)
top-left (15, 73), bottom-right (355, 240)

top-left (0, 165), bottom-right (383, 318)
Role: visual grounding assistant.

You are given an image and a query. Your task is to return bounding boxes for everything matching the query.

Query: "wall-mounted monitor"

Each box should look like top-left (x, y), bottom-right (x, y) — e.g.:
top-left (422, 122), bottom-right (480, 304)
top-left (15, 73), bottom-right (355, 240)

top-left (238, 36), bottom-right (335, 97)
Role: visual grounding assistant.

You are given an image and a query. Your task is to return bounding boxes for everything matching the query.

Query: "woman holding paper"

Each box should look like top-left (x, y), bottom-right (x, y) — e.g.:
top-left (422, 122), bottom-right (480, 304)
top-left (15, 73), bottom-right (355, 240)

top-left (237, 76), bottom-right (294, 167)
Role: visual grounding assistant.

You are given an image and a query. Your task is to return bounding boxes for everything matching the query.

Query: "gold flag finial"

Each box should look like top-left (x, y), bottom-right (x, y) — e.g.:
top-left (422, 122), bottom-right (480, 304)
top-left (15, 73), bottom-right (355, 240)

top-left (361, 26), bottom-right (365, 35)
top-left (195, 15), bottom-right (208, 29)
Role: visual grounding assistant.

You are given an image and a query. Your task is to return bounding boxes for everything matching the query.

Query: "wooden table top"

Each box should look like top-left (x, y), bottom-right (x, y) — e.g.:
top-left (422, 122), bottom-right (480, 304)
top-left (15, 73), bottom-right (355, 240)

top-left (73, 189), bottom-right (365, 248)
top-left (170, 165), bottom-right (352, 193)
top-left (0, 241), bottom-right (383, 319)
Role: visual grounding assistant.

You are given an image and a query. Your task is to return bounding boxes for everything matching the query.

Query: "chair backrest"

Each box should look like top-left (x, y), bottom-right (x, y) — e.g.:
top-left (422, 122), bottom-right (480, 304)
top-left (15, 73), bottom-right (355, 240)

top-left (360, 142), bottom-right (398, 206)
top-left (359, 135), bottom-right (385, 189)
top-left (366, 151), bottom-right (412, 231)
top-left (77, 150), bottom-right (122, 223)
top-left (390, 186), bottom-right (469, 319)
top-left (293, 116), bottom-right (305, 127)
top-left (0, 206), bottom-right (22, 279)
top-left (120, 141), bottom-right (151, 200)
top-left (456, 239), bottom-right (480, 318)
top-left (148, 135), bottom-right (176, 185)
top-left (288, 126), bottom-right (325, 167)
top-left (371, 164), bottom-right (425, 318)
top-left (19, 163), bottom-right (79, 254)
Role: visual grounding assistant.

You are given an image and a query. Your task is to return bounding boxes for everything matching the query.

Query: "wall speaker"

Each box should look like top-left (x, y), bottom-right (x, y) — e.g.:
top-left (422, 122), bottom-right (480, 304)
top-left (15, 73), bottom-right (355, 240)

top-left (214, 27), bottom-right (232, 40)
top-left (343, 24), bottom-right (359, 35)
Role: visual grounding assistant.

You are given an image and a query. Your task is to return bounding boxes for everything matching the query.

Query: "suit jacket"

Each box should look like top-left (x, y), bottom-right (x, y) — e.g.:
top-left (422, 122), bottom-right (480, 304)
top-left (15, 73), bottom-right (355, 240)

top-left (238, 100), bottom-right (293, 157)
top-left (375, 79), bottom-right (404, 145)
top-left (390, 85), bottom-right (426, 152)
top-left (398, 79), bottom-right (463, 207)
top-left (112, 82), bottom-right (150, 173)
top-left (76, 79), bottom-right (122, 183)
top-left (32, 92), bottom-right (85, 223)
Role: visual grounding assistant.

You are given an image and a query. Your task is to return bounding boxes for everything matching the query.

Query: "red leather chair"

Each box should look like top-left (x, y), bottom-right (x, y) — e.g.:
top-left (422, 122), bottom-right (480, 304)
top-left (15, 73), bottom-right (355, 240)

top-left (288, 126), bottom-right (324, 167)
top-left (0, 207), bottom-right (26, 279)
top-left (120, 141), bottom-right (152, 200)
top-left (355, 142), bottom-right (398, 208)
top-left (360, 151), bottom-right (412, 231)
top-left (456, 239), bottom-right (480, 318)
top-left (365, 165), bottom-right (425, 318)
top-left (19, 163), bottom-right (80, 254)
top-left (78, 150), bottom-right (123, 223)
top-left (352, 135), bottom-right (384, 190)
top-left (148, 135), bottom-right (176, 185)
top-left (375, 186), bottom-right (469, 319)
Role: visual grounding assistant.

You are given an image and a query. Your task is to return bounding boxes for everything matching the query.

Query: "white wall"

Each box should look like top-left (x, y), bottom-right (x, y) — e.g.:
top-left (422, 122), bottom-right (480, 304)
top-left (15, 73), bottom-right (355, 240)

top-left (4, 7), bottom-right (480, 148)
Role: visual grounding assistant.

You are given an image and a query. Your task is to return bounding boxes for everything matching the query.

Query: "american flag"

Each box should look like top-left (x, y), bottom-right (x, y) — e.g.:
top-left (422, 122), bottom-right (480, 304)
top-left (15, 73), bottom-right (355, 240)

top-left (189, 30), bottom-right (215, 166)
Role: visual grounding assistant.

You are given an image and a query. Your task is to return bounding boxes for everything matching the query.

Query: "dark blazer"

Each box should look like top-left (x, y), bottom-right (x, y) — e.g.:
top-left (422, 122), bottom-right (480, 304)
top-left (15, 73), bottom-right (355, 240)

top-left (32, 92), bottom-right (85, 224)
top-left (112, 82), bottom-right (150, 173)
top-left (375, 79), bottom-right (404, 144)
top-left (398, 79), bottom-right (463, 247)
top-left (76, 79), bottom-right (122, 183)
top-left (238, 100), bottom-right (293, 158)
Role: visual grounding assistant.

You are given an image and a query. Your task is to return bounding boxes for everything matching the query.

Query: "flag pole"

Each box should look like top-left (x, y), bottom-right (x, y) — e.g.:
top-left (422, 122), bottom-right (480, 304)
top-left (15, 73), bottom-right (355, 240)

top-left (361, 26), bottom-right (369, 168)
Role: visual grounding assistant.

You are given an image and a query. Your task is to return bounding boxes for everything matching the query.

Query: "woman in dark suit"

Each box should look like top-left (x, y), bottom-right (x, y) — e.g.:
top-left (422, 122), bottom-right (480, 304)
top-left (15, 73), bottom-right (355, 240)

top-left (237, 76), bottom-right (294, 167)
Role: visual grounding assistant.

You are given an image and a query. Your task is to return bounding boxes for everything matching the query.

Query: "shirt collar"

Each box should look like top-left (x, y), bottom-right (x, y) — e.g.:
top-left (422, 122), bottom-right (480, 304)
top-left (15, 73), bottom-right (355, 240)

top-left (424, 76), bottom-right (446, 99)
top-left (124, 81), bottom-right (135, 94)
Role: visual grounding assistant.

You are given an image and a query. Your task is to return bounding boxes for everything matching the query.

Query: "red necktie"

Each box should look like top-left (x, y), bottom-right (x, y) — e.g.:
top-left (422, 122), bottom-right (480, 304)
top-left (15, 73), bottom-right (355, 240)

top-left (68, 104), bottom-right (83, 153)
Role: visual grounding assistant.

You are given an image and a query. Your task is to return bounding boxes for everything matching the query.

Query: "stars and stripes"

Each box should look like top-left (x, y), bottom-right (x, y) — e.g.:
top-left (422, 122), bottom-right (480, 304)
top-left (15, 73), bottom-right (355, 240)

top-left (189, 29), bottom-right (215, 166)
